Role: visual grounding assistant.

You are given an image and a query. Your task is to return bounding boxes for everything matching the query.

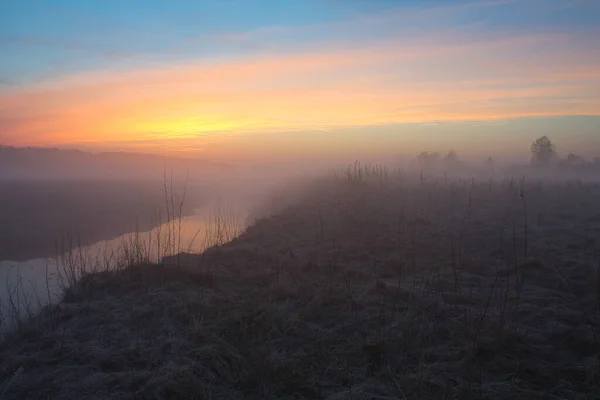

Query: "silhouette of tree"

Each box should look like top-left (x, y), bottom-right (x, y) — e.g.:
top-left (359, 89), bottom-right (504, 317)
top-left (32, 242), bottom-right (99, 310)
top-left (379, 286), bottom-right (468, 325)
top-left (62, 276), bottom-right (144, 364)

top-left (443, 150), bottom-right (459, 165)
top-left (530, 136), bottom-right (556, 165)
top-left (564, 153), bottom-right (586, 166)
top-left (416, 152), bottom-right (440, 168)
top-left (483, 157), bottom-right (495, 179)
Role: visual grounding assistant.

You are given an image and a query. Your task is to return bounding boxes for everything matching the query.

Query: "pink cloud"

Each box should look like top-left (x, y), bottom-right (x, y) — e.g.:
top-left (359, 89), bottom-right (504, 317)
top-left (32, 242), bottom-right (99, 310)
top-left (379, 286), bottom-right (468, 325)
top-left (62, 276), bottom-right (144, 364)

top-left (1, 27), bottom-right (598, 154)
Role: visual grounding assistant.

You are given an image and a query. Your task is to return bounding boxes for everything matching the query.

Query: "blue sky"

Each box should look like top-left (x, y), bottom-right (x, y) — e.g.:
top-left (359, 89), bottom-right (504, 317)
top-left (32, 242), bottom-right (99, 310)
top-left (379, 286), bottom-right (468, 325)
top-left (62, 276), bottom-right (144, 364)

top-left (3, 0), bottom-right (597, 84)
top-left (1, 0), bottom-right (599, 161)
top-left (1, 0), bottom-right (399, 82)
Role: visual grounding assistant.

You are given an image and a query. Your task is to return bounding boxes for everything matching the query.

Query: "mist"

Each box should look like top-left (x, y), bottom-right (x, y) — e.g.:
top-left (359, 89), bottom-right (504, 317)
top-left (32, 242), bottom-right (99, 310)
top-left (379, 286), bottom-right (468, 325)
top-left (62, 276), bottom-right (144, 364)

top-left (1, 0), bottom-right (600, 393)
top-left (2, 133), bottom-right (599, 260)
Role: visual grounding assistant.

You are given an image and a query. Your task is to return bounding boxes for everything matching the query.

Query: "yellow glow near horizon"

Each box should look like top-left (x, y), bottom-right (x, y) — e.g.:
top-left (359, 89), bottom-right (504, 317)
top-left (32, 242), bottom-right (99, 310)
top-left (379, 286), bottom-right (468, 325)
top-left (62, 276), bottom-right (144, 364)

top-left (1, 30), bottom-right (599, 159)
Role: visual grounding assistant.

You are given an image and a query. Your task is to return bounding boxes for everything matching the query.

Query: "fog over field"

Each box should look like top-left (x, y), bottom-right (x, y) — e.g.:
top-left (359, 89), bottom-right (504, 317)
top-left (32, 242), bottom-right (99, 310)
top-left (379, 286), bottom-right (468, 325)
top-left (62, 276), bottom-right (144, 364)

top-left (3, 144), bottom-right (600, 398)
top-left (2, 0), bottom-right (600, 398)
top-left (2, 134), bottom-right (600, 400)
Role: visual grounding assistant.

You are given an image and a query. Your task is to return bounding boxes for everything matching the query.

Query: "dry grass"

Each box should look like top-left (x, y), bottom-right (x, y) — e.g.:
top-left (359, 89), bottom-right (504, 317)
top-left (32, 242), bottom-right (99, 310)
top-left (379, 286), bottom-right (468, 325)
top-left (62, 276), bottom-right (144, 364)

top-left (1, 165), bottom-right (600, 399)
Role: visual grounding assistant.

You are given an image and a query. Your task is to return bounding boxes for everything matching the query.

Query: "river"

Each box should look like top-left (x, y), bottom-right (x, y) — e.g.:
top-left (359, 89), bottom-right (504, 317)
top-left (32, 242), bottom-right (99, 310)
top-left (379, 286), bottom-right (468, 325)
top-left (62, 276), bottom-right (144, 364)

top-left (0, 201), bottom-right (247, 334)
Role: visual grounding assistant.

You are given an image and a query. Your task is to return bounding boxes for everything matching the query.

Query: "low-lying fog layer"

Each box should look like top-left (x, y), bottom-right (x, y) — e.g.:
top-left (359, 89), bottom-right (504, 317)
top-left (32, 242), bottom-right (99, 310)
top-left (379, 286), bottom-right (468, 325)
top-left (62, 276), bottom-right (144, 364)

top-left (2, 160), bottom-right (600, 397)
top-left (1, 140), bottom-right (599, 334)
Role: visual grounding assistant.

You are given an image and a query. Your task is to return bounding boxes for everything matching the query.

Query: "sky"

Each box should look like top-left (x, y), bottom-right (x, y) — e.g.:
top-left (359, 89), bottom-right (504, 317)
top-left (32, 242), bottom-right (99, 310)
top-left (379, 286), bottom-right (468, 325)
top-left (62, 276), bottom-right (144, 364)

top-left (1, 0), bottom-right (599, 163)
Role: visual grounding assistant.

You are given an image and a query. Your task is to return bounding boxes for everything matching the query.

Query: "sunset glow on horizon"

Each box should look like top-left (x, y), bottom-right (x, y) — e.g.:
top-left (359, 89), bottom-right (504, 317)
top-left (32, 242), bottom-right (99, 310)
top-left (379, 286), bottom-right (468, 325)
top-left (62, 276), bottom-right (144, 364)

top-left (1, 0), bottom-right (599, 162)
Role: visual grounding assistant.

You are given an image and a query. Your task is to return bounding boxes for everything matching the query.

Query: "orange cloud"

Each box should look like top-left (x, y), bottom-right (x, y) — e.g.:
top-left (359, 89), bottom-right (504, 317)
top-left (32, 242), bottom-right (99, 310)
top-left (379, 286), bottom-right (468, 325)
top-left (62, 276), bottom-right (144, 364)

top-left (1, 30), bottom-right (599, 157)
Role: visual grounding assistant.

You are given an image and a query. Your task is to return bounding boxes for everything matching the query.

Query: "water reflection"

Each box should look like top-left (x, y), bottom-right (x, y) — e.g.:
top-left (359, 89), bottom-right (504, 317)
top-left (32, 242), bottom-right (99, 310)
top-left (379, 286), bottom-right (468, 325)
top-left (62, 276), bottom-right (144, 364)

top-left (0, 203), bottom-right (243, 334)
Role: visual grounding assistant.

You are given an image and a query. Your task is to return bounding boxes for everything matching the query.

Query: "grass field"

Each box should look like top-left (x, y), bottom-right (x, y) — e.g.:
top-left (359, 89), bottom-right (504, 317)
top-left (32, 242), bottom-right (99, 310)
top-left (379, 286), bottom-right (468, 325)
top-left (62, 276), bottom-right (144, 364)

top-left (1, 165), bottom-right (600, 399)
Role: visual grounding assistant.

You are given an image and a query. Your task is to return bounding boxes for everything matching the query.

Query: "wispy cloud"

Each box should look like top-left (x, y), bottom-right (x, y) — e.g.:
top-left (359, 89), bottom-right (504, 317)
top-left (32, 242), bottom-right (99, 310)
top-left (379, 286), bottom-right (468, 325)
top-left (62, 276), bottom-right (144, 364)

top-left (0, 0), bottom-right (598, 158)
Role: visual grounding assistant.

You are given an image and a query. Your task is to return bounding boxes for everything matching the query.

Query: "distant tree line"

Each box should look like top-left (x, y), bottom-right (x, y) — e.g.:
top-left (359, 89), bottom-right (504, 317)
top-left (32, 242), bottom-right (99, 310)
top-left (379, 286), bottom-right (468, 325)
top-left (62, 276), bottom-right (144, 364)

top-left (414, 135), bottom-right (599, 171)
top-left (530, 136), bottom-right (600, 167)
top-left (415, 150), bottom-right (462, 169)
